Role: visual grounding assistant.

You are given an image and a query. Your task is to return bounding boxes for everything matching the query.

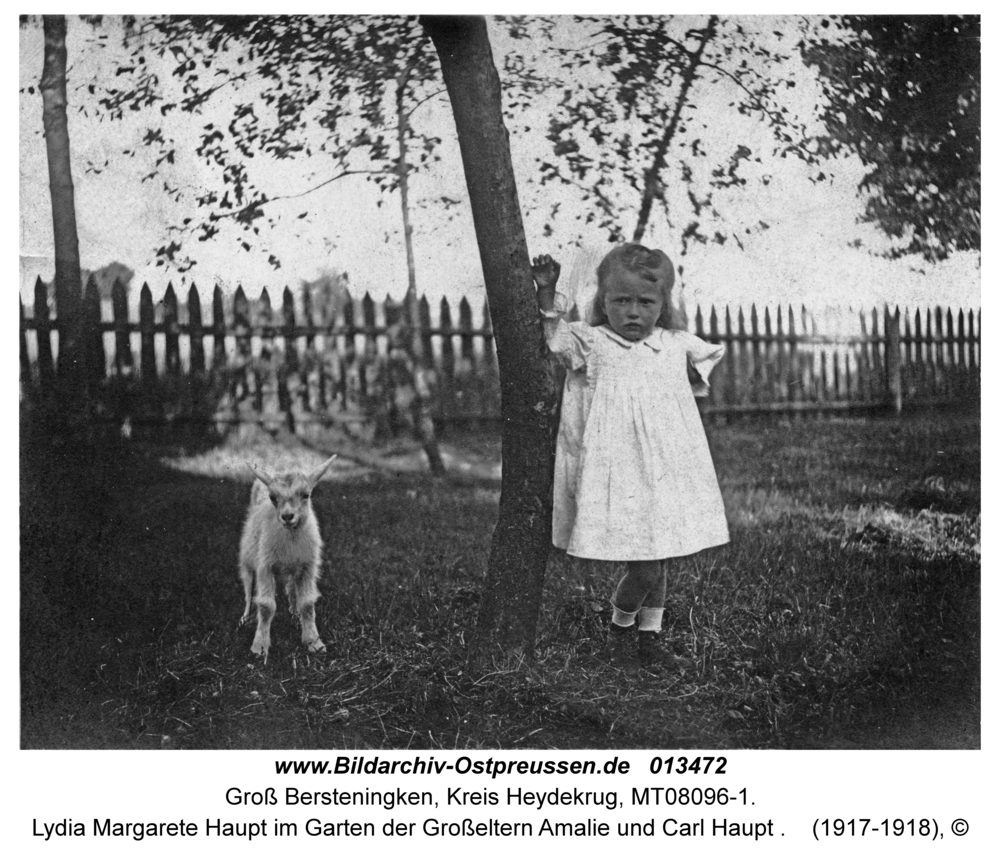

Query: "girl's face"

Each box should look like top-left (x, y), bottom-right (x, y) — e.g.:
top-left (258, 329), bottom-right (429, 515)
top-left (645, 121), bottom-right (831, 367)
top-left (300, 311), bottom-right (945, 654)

top-left (601, 269), bottom-right (665, 341)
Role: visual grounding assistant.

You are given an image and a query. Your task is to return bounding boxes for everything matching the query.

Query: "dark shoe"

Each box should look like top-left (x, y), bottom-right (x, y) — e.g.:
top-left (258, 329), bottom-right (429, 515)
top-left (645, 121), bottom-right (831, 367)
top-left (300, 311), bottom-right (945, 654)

top-left (606, 623), bottom-right (637, 666)
top-left (638, 630), bottom-right (688, 668)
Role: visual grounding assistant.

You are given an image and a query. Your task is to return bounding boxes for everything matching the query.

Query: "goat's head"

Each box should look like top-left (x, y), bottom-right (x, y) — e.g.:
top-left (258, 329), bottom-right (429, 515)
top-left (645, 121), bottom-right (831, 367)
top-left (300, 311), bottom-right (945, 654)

top-left (247, 455), bottom-right (337, 529)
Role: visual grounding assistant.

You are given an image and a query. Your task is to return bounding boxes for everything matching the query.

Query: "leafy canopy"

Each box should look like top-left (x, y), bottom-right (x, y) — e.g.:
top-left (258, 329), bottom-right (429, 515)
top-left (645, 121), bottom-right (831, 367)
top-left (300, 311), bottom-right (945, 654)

top-left (505, 15), bottom-right (824, 255)
top-left (803, 15), bottom-right (980, 261)
top-left (97, 15), bottom-right (443, 271)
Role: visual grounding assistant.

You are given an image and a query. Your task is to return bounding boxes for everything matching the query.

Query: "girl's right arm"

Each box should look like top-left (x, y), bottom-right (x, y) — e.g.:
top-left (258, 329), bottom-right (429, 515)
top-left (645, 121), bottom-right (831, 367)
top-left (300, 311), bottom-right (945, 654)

top-left (532, 254), bottom-right (591, 370)
top-left (531, 254), bottom-right (561, 311)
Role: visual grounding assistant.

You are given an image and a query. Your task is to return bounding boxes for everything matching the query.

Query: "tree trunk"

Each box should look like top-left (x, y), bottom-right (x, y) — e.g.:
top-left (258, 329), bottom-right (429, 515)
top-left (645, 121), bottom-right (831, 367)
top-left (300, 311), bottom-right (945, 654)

top-left (422, 16), bottom-right (559, 663)
top-left (40, 15), bottom-right (85, 410)
top-left (632, 16), bottom-right (717, 243)
top-left (395, 60), bottom-right (446, 476)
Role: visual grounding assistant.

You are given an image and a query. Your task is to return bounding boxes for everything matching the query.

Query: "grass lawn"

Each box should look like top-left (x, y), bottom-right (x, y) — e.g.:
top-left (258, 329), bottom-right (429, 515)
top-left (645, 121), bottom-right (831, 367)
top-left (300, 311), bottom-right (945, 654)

top-left (20, 409), bottom-right (979, 749)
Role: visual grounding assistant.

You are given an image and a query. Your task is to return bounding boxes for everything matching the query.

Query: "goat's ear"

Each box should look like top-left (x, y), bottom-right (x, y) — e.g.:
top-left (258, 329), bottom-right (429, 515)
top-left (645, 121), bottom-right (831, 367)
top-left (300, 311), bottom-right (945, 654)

top-left (307, 454), bottom-right (338, 490)
top-left (247, 462), bottom-right (273, 486)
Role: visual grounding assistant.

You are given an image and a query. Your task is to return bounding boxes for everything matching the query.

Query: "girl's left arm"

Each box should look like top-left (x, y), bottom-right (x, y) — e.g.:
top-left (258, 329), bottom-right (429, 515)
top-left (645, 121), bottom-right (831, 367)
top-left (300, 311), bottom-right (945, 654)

top-left (683, 333), bottom-right (725, 398)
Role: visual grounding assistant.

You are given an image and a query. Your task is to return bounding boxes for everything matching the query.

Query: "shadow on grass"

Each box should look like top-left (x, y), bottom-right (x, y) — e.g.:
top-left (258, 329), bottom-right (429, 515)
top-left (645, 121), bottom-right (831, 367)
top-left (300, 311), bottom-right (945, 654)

top-left (21, 409), bottom-right (979, 749)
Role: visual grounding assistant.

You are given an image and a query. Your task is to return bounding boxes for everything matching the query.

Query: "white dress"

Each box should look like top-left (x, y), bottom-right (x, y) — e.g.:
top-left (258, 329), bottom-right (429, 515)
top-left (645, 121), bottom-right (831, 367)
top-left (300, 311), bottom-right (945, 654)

top-left (546, 316), bottom-right (730, 561)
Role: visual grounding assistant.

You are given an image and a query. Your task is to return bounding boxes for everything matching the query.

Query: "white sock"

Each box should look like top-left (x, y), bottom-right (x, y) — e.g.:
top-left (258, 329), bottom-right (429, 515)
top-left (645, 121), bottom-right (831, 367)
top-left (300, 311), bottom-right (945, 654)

top-left (611, 603), bottom-right (639, 628)
top-left (638, 607), bottom-right (664, 632)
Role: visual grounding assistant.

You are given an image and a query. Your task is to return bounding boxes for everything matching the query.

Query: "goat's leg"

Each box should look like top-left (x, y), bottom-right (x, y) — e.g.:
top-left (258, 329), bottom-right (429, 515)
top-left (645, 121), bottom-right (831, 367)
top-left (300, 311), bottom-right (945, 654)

top-left (251, 564), bottom-right (277, 662)
top-left (238, 564), bottom-right (254, 627)
top-left (295, 566), bottom-right (326, 653)
top-left (285, 577), bottom-right (299, 619)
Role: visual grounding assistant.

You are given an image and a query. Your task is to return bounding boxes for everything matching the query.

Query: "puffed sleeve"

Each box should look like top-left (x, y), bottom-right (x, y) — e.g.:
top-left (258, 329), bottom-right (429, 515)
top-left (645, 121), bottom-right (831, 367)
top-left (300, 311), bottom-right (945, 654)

top-left (541, 293), bottom-right (593, 372)
top-left (681, 332), bottom-right (725, 398)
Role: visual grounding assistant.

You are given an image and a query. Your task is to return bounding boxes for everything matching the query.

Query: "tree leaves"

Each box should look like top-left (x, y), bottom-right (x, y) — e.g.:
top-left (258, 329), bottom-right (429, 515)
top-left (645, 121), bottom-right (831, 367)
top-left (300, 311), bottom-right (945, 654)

top-left (91, 14), bottom-right (449, 271)
top-left (802, 15), bottom-right (980, 260)
top-left (513, 15), bottom-right (818, 249)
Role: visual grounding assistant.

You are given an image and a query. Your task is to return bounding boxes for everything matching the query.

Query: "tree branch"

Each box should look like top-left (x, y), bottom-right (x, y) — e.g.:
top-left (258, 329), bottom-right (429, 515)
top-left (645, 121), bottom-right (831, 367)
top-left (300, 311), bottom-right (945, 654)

top-left (205, 167), bottom-right (390, 222)
top-left (179, 69), bottom-right (253, 111)
top-left (696, 59), bottom-right (787, 126)
top-left (403, 86), bottom-right (448, 119)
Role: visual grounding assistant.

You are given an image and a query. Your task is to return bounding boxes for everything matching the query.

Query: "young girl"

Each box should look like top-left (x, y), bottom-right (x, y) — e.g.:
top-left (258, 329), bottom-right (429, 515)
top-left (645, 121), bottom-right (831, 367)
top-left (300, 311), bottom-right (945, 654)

top-left (533, 243), bottom-right (729, 666)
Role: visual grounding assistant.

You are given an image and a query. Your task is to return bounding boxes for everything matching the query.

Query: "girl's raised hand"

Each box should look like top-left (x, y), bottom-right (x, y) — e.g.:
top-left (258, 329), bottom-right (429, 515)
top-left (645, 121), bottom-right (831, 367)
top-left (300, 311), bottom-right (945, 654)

top-left (531, 254), bottom-right (561, 291)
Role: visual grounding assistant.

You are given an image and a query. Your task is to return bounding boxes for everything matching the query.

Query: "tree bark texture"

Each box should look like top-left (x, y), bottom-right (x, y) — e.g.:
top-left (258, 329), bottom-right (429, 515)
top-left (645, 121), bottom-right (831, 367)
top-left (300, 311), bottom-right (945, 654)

top-left (40, 15), bottom-right (85, 400)
top-left (422, 16), bottom-right (559, 661)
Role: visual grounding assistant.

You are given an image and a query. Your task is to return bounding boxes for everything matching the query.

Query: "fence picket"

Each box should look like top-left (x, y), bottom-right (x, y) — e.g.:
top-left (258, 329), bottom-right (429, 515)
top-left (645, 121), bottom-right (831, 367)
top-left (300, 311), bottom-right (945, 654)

top-left (857, 309), bottom-right (871, 403)
top-left (975, 309), bottom-right (981, 370)
top-left (762, 306), bottom-right (773, 403)
top-left (33, 277), bottom-right (54, 387)
top-left (722, 306), bottom-right (737, 406)
top-left (800, 306), bottom-right (815, 403)
top-left (885, 306), bottom-right (902, 414)
top-left (20, 298), bottom-right (30, 385)
top-left (932, 307), bottom-right (945, 397)
top-left (958, 308), bottom-right (971, 398)
top-left (870, 308), bottom-right (882, 403)
top-left (83, 274), bottom-right (105, 385)
top-left (188, 284), bottom-right (205, 375)
top-left (749, 304), bottom-right (761, 402)
top-left (946, 307), bottom-right (956, 366)
top-left (360, 292), bottom-right (377, 401)
top-left (281, 287), bottom-right (299, 422)
top-left (945, 307), bottom-right (956, 398)
top-left (843, 334), bottom-right (854, 401)
top-left (439, 297), bottom-right (457, 421)
top-left (786, 305), bottom-right (799, 407)
top-left (163, 283), bottom-right (180, 377)
top-left (819, 350), bottom-right (829, 404)
top-left (458, 297), bottom-right (483, 417)
top-left (736, 307), bottom-right (748, 405)
top-left (924, 306), bottom-right (936, 396)
top-left (384, 294), bottom-right (403, 328)
top-left (112, 278), bottom-right (132, 376)
top-left (482, 298), bottom-right (498, 380)
top-left (212, 285), bottom-right (226, 374)
top-left (233, 286), bottom-right (250, 360)
top-left (418, 295), bottom-right (433, 362)
top-left (774, 306), bottom-right (787, 403)
top-left (139, 283), bottom-right (156, 383)
top-left (707, 305), bottom-right (723, 410)
top-left (257, 288), bottom-right (273, 416)
top-left (336, 289), bottom-right (355, 409)
top-left (300, 285), bottom-right (316, 412)
top-left (458, 297), bottom-right (475, 366)
top-left (902, 308), bottom-right (913, 398)
top-left (956, 307), bottom-right (967, 369)
top-left (231, 286), bottom-right (251, 411)
top-left (913, 308), bottom-right (925, 394)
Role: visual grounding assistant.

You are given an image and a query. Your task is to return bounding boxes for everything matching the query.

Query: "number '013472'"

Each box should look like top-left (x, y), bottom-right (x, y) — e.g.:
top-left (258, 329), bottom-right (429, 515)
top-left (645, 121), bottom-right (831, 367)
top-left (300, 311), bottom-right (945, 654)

top-left (649, 756), bottom-right (727, 775)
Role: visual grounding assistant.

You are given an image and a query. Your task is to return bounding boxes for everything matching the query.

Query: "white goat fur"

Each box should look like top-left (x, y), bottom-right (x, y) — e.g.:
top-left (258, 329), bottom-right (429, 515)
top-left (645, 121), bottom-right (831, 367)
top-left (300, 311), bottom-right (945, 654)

top-left (239, 455), bottom-right (337, 661)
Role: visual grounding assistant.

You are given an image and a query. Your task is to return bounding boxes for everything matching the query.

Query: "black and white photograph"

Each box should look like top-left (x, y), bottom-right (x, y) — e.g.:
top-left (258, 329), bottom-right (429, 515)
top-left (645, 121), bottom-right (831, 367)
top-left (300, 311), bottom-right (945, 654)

top-left (19, 10), bottom-right (980, 764)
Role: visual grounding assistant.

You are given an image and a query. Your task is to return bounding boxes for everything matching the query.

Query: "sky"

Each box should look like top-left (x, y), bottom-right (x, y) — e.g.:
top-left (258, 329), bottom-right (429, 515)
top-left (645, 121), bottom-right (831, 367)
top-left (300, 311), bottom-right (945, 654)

top-left (17, 13), bottom-right (980, 315)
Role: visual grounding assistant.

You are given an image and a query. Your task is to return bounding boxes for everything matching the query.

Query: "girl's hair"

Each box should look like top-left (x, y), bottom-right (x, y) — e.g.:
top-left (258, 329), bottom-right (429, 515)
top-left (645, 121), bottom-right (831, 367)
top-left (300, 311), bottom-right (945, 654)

top-left (591, 243), bottom-right (676, 329)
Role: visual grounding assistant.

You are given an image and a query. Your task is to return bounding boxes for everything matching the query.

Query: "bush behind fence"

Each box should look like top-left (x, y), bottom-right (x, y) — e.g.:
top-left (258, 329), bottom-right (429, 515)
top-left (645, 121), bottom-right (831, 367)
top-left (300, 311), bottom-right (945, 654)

top-left (20, 276), bottom-right (980, 434)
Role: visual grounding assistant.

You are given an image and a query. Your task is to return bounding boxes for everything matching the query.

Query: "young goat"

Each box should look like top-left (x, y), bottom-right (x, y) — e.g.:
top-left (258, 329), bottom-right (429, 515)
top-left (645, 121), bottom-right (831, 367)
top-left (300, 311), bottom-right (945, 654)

top-left (239, 455), bottom-right (337, 662)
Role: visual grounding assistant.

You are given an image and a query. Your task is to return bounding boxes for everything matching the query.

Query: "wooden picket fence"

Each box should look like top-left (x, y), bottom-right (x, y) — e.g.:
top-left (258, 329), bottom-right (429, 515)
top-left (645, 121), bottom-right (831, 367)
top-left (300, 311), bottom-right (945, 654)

top-left (20, 275), bottom-right (980, 435)
top-left (20, 276), bottom-right (500, 435)
top-left (689, 302), bottom-right (980, 416)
